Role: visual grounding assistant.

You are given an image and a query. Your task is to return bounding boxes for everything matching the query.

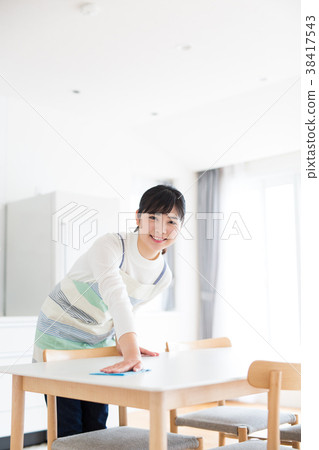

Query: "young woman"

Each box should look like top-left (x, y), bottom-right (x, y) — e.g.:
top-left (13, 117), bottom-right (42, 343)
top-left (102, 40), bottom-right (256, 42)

top-left (33, 184), bottom-right (185, 437)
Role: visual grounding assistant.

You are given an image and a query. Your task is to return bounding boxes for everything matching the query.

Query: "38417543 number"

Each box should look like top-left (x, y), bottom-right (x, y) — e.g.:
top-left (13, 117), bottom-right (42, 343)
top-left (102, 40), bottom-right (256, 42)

top-left (306, 16), bottom-right (316, 75)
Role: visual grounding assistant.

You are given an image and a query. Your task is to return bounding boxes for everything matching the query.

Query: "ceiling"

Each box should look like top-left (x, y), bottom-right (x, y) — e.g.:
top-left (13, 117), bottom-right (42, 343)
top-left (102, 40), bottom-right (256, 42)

top-left (0, 0), bottom-right (301, 170)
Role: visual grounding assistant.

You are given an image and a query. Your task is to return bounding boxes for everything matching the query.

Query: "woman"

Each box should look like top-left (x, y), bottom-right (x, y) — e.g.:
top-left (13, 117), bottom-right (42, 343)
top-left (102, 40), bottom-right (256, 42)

top-left (33, 184), bottom-right (185, 437)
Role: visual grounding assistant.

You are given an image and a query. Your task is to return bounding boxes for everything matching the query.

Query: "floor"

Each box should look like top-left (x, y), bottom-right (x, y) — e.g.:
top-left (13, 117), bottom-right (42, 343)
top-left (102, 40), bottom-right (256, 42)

top-left (25, 401), bottom-right (301, 449)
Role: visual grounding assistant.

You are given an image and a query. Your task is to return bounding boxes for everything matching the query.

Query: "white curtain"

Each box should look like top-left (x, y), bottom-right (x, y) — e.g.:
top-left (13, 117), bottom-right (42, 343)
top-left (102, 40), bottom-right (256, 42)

top-left (213, 152), bottom-right (300, 363)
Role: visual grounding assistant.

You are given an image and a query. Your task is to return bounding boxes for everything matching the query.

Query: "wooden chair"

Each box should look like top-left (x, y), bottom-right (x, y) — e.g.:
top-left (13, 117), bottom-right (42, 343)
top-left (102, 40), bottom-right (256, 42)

top-left (206, 360), bottom-right (301, 450)
top-left (43, 347), bottom-right (204, 450)
top-left (165, 336), bottom-right (232, 352)
top-left (43, 346), bottom-right (120, 362)
top-left (43, 346), bottom-right (127, 444)
top-left (166, 339), bottom-right (298, 446)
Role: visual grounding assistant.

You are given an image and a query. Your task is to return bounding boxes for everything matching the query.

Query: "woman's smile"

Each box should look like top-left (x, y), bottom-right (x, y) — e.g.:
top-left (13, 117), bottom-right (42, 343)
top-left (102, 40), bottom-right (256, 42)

top-left (150, 235), bottom-right (167, 243)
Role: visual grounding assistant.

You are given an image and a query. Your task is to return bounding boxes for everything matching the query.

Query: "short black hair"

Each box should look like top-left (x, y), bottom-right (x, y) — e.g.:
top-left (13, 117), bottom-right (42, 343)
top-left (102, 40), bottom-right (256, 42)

top-left (137, 184), bottom-right (186, 223)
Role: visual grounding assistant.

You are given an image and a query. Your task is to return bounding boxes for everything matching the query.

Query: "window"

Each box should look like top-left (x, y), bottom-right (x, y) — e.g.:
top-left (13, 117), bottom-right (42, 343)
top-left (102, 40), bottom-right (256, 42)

top-left (264, 182), bottom-right (300, 346)
top-left (213, 152), bottom-right (300, 361)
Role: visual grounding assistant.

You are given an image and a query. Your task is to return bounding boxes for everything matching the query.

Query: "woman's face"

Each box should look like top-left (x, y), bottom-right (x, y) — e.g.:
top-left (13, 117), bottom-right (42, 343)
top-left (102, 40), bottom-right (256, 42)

top-left (136, 206), bottom-right (182, 257)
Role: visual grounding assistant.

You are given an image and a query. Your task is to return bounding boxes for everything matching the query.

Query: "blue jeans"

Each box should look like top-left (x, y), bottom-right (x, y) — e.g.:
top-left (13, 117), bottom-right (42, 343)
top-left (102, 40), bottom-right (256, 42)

top-left (45, 396), bottom-right (108, 437)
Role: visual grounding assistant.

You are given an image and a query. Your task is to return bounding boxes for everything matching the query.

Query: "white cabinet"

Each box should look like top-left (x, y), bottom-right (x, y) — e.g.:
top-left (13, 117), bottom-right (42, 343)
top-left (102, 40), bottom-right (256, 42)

top-left (0, 317), bottom-right (47, 438)
top-left (5, 192), bottom-right (120, 316)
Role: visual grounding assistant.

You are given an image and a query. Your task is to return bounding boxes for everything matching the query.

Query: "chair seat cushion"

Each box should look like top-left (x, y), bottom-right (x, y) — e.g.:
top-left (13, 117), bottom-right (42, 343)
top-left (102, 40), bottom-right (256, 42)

top-left (175, 406), bottom-right (296, 434)
top-left (280, 424), bottom-right (301, 442)
top-left (51, 426), bottom-right (200, 450)
top-left (208, 440), bottom-right (288, 449)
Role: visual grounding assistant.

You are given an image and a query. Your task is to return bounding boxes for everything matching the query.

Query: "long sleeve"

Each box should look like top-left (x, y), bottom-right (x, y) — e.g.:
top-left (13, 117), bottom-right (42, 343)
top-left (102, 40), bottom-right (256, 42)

top-left (87, 235), bottom-right (137, 339)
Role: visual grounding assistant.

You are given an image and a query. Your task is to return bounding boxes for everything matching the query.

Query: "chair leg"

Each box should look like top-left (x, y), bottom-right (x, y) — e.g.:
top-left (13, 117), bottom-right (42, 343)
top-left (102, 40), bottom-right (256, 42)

top-left (170, 409), bottom-right (178, 433)
top-left (218, 432), bottom-right (226, 446)
top-left (291, 413), bottom-right (300, 449)
top-left (196, 437), bottom-right (204, 450)
top-left (217, 400), bottom-right (226, 446)
top-left (238, 426), bottom-right (248, 442)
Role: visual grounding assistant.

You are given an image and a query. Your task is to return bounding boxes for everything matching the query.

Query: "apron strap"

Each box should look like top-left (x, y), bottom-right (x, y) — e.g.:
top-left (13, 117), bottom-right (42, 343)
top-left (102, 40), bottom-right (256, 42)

top-left (153, 259), bottom-right (167, 285)
top-left (117, 233), bottom-right (125, 269)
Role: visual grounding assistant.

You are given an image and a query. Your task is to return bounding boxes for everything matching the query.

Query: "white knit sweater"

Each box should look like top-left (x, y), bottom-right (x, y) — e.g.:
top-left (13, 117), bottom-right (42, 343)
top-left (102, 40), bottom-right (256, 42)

top-left (67, 231), bottom-right (172, 339)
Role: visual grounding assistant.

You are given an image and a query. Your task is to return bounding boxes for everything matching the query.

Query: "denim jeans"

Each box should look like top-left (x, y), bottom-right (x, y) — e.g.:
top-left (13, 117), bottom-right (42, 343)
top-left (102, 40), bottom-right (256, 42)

top-left (45, 395), bottom-right (108, 437)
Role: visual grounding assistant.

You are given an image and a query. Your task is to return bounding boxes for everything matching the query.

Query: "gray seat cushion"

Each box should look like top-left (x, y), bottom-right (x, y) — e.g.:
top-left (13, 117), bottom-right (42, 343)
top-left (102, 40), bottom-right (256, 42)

top-left (175, 406), bottom-right (296, 434)
top-left (208, 440), bottom-right (287, 449)
top-left (51, 426), bottom-right (200, 450)
top-left (280, 424), bottom-right (301, 442)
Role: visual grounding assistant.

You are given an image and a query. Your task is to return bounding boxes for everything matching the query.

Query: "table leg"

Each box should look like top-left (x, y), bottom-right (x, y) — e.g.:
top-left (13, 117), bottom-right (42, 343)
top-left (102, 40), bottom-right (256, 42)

top-left (119, 406), bottom-right (127, 426)
top-left (47, 395), bottom-right (57, 450)
top-left (10, 375), bottom-right (25, 450)
top-left (150, 392), bottom-right (167, 450)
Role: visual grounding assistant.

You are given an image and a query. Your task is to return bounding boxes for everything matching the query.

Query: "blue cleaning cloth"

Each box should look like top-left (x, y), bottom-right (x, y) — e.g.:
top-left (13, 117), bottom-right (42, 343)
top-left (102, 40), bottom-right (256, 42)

top-left (90, 369), bottom-right (151, 376)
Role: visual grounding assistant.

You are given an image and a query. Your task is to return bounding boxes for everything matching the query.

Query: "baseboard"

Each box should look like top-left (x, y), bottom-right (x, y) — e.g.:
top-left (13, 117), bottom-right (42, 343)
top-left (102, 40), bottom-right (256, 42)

top-left (0, 430), bottom-right (47, 450)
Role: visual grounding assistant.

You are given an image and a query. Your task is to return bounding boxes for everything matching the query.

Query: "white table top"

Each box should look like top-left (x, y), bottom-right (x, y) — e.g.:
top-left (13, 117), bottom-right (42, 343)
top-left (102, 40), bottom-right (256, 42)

top-left (0, 347), bottom-right (249, 392)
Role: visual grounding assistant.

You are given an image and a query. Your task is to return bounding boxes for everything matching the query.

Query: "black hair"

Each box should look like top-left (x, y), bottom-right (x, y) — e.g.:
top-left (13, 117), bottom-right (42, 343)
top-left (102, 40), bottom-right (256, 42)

top-left (135, 184), bottom-right (186, 254)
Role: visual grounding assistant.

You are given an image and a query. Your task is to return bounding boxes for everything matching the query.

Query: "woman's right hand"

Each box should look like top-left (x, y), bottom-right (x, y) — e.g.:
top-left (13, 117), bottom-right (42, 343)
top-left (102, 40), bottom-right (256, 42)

top-left (101, 332), bottom-right (142, 373)
top-left (100, 357), bottom-right (143, 373)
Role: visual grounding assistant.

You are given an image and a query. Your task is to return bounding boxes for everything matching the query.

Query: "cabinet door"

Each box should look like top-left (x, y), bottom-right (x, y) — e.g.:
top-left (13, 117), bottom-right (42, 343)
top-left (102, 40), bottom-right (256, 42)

top-left (5, 194), bottom-right (52, 316)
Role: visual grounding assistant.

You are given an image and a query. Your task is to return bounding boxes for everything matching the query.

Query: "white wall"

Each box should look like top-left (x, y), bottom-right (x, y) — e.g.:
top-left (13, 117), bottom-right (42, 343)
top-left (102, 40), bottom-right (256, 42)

top-left (0, 98), bottom-right (7, 315)
top-left (4, 96), bottom-right (185, 203)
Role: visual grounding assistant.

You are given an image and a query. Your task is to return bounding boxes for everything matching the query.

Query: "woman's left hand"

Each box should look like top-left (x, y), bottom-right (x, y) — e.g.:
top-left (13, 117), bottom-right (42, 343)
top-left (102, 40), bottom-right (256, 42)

top-left (115, 341), bottom-right (159, 357)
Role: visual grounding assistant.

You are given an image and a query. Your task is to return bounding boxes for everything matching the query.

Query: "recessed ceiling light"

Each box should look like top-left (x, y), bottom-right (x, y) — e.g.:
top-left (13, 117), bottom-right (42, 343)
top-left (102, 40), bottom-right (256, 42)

top-left (260, 77), bottom-right (268, 82)
top-left (151, 112), bottom-right (158, 116)
top-left (176, 44), bottom-right (192, 51)
top-left (79, 3), bottom-right (100, 16)
top-left (72, 90), bottom-right (81, 94)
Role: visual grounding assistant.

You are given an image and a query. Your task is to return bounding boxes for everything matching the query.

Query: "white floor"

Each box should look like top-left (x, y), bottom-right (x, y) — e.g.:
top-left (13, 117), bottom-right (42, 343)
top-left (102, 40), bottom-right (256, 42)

top-left (26, 445), bottom-right (47, 449)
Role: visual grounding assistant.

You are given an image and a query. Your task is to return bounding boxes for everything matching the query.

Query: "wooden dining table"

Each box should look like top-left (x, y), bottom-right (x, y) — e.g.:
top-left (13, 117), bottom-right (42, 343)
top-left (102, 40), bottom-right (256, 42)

top-left (1, 347), bottom-right (263, 450)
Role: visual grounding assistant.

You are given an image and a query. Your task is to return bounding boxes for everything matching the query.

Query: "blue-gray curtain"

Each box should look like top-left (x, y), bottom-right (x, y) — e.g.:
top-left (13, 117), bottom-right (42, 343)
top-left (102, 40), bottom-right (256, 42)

top-left (197, 168), bottom-right (220, 339)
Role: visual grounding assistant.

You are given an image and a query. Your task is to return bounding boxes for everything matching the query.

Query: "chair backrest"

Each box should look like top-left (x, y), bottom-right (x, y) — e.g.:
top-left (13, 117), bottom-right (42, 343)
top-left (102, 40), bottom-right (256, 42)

top-left (43, 346), bottom-right (120, 362)
top-left (248, 360), bottom-right (301, 450)
top-left (165, 337), bottom-right (232, 352)
top-left (43, 345), bottom-right (126, 449)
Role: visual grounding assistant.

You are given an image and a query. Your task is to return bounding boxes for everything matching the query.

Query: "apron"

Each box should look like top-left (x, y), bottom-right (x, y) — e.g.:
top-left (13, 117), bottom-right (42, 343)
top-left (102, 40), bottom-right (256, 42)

top-left (33, 233), bottom-right (167, 362)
